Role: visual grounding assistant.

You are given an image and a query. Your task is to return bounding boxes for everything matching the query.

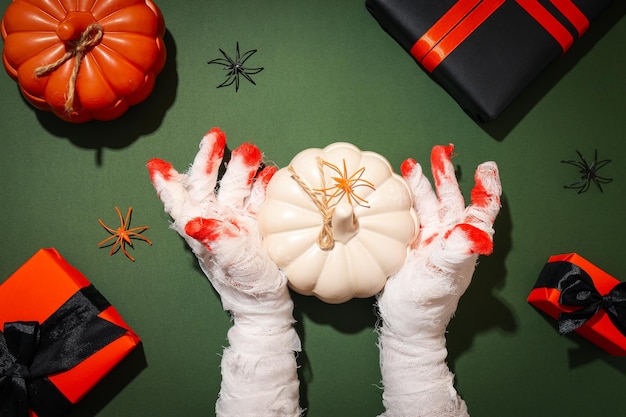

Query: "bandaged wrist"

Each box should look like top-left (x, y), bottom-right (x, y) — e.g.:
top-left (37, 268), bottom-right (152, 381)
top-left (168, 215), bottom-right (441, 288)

top-left (378, 326), bottom-right (468, 417)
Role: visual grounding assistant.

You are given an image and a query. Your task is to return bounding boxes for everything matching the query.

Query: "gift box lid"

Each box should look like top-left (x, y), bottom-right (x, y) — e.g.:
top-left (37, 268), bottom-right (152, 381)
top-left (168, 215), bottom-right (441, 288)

top-left (366, 0), bottom-right (613, 122)
top-left (0, 248), bottom-right (141, 416)
top-left (528, 253), bottom-right (626, 356)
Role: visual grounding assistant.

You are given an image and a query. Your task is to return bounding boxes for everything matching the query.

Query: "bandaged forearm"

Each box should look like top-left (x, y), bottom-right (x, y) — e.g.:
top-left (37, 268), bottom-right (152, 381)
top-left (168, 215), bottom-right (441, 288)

top-left (194, 241), bottom-right (303, 417)
top-left (148, 130), bottom-right (304, 417)
top-left (378, 327), bottom-right (467, 417)
top-left (216, 289), bottom-right (302, 417)
top-left (376, 246), bottom-right (479, 417)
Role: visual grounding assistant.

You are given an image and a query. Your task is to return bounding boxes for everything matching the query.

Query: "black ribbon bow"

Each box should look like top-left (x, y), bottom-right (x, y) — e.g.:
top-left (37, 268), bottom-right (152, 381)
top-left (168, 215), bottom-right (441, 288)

top-left (543, 261), bottom-right (626, 335)
top-left (0, 285), bottom-right (128, 417)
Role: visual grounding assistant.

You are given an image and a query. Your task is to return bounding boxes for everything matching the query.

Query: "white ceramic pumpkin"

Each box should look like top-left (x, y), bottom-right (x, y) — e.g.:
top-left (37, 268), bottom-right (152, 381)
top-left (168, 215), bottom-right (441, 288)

top-left (258, 142), bottom-right (418, 304)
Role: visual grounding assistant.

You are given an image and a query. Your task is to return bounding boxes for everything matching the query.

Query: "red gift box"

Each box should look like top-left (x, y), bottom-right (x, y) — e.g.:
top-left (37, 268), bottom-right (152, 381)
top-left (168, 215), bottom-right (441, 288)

top-left (0, 248), bottom-right (141, 417)
top-left (366, 0), bottom-right (613, 122)
top-left (528, 253), bottom-right (626, 356)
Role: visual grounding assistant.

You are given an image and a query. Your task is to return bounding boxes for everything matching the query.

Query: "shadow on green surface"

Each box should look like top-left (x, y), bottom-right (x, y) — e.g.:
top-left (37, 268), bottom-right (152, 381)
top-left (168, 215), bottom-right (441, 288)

top-left (31, 29), bottom-right (178, 165)
top-left (67, 342), bottom-right (147, 417)
top-left (447, 194), bottom-right (517, 366)
top-left (292, 293), bottom-right (379, 415)
top-left (530, 306), bottom-right (626, 374)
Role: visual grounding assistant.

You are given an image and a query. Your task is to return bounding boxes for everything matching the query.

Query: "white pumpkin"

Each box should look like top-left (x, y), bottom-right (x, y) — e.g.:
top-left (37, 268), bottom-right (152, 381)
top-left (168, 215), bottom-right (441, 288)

top-left (258, 142), bottom-right (418, 304)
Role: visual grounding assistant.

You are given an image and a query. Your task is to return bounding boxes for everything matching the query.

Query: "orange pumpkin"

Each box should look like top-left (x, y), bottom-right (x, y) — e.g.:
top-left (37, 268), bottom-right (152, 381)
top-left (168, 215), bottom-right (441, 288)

top-left (1, 0), bottom-right (167, 122)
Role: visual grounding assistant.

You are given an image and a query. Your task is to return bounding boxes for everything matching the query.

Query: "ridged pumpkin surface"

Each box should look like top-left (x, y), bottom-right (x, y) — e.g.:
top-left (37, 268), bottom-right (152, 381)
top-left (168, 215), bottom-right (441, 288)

top-left (1, 0), bottom-right (166, 122)
top-left (259, 143), bottom-right (418, 304)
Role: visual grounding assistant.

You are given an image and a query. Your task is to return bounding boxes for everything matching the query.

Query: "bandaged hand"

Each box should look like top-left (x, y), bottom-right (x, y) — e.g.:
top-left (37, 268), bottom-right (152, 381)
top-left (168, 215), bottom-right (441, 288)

top-left (377, 145), bottom-right (501, 417)
top-left (147, 128), bottom-right (302, 417)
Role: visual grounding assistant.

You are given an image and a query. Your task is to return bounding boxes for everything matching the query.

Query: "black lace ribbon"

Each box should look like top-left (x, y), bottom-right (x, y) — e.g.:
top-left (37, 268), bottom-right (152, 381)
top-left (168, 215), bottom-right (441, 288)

top-left (0, 285), bottom-right (128, 417)
top-left (535, 260), bottom-right (626, 335)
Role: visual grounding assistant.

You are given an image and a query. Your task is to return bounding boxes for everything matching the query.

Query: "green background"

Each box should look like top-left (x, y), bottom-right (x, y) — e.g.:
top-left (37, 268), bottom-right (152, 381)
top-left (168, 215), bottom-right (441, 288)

top-left (1, 0), bottom-right (625, 416)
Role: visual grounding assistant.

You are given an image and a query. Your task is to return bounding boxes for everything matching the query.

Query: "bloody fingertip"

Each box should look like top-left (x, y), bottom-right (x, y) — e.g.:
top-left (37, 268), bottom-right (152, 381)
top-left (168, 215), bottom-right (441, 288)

top-left (202, 129), bottom-right (227, 174)
top-left (185, 218), bottom-right (222, 244)
top-left (431, 144), bottom-right (455, 187)
top-left (147, 158), bottom-right (174, 181)
top-left (233, 142), bottom-right (263, 167)
top-left (206, 127), bottom-right (227, 148)
top-left (257, 165), bottom-right (278, 185)
top-left (400, 158), bottom-right (417, 178)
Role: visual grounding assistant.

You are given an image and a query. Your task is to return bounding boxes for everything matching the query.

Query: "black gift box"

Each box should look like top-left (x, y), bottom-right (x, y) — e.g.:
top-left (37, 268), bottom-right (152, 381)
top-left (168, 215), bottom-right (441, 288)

top-left (366, 0), bottom-right (612, 122)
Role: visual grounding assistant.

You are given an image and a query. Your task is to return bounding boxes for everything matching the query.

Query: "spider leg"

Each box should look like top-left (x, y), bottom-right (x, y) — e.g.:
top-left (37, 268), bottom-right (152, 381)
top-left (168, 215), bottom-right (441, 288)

top-left (561, 159), bottom-right (586, 171)
top-left (218, 48), bottom-right (236, 66)
top-left (579, 179), bottom-right (591, 194)
top-left (575, 150), bottom-right (589, 167)
top-left (126, 230), bottom-right (153, 245)
top-left (594, 159), bottom-right (612, 170)
top-left (595, 175), bottom-right (614, 184)
top-left (239, 48), bottom-right (258, 65)
top-left (235, 42), bottom-right (241, 62)
top-left (592, 175), bottom-right (614, 192)
top-left (324, 181), bottom-right (346, 201)
top-left (123, 207), bottom-right (133, 229)
top-left (98, 234), bottom-right (120, 247)
top-left (348, 191), bottom-right (370, 207)
top-left (119, 242), bottom-right (136, 262)
top-left (207, 58), bottom-right (232, 66)
top-left (562, 150), bottom-right (590, 171)
top-left (563, 178), bottom-right (586, 190)
top-left (349, 167), bottom-right (376, 189)
top-left (241, 66), bottom-right (264, 75)
top-left (592, 178), bottom-right (605, 192)
top-left (239, 70), bottom-right (259, 86)
top-left (217, 75), bottom-right (237, 89)
top-left (98, 219), bottom-right (119, 234)
top-left (114, 206), bottom-right (126, 227)
top-left (234, 73), bottom-right (240, 92)
top-left (327, 190), bottom-right (347, 207)
top-left (322, 160), bottom-right (343, 177)
top-left (127, 225), bottom-right (150, 234)
top-left (109, 237), bottom-right (123, 256)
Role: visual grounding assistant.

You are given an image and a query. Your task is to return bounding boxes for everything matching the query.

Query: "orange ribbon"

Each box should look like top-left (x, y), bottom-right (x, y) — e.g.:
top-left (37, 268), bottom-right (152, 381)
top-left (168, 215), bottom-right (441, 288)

top-left (412, 0), bottom-right (590, 72)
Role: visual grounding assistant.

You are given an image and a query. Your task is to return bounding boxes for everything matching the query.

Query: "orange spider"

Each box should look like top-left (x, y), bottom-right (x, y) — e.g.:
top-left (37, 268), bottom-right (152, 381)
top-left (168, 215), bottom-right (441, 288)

top-left (98, 207), bottom-right (152, 262)
top-left (315, 159), bottom-right (376, 208)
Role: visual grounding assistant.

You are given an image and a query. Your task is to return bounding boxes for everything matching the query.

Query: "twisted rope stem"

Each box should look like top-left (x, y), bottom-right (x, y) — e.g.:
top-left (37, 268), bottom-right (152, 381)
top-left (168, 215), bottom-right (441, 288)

top-left (35, 23), bottom-right (104, 114)
top-left (288, 158), bottom-right (335, 251)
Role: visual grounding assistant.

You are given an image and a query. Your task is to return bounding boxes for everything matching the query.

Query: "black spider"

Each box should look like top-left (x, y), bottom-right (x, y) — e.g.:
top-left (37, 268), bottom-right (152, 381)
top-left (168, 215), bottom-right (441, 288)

top-left (207, 42), bottom-right (263, 92)
top-left (561, 149), bottom-right (613, 194)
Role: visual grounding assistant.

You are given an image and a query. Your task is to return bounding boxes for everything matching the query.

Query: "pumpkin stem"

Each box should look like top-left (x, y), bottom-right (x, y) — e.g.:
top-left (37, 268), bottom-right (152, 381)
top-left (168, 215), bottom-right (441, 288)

top-left (56, 12), bottom-right (98, 42)
top-left (330, 202), bottom-right (359, 244)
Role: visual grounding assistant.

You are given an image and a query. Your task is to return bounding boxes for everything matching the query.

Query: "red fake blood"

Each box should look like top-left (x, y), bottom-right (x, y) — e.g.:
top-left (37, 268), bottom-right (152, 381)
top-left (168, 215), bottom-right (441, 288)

top-left (471, 174), bottom-right (499, 208)
top-left (185, 217), bottom-right (240, 247)
top-left (233, 142), bottom-right (263, 185)
top-left (147, 158), bottom-right (174, 181)
top-left (471, 180), bottom-right (490, 207)
top-left (204, 128), bottom-right (227, 175)
top-left (256, 165), bottom-right (278, 187)
top-left (234, 142), bottom-right (262, 166)
top-left (431, 145), bottom-right (455, 188)
top-left (457, 224), bottom-right (493, 255)
top-left (185, 218), bottom-right (223, 250)
top-left (401, 158), bottom-right (417, 178)
top-left (422, 233), bottom-right (438, 247)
